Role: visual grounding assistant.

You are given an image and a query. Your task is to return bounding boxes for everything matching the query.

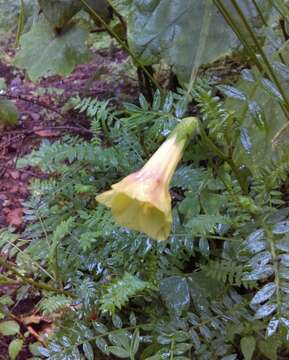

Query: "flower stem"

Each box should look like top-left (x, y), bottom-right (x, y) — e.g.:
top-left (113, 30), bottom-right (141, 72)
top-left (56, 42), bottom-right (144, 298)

top-left (230, 0), bottom-right (289, 115)
top-left (0, 257), bottom-right (74, 297)
top-left (79, 0), bottom-right (162, 93)
top-left (198, 124), bottom-right (248, 193)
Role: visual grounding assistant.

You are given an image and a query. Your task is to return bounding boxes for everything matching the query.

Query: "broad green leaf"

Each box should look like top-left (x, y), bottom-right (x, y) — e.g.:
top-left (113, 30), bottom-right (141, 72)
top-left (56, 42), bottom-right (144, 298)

top-left (266, 318), bottom-right (279, 337)
top-left (108, 331), bottom-right (130, 350)
top-left (112, 314), bottom-right (123, 328)
top-left (0, 99), bottom-right (19, 126)
top-left (276, 239), bottom-right (289, 252)
top-left (251, 283), bottom-right (276, 305)
top-left (0, 295), bottom-right (13, 307)
top-left (126, 0), bottom-right (236, 82)
top-left (83, 342), bottom-right (94, 360)
top-left (272, 61), bottom-right (289, 80)
top-left (95, 337), bottom-right (109, 355)
top-left (131, 328), bottom-right (140, 355)
top-left (0, 321), bottom-right (20, 336)
top-left (124, 0), bottom-right (271, 82)
top-left (240, 127), bottom-right (252, 153)
top-left (79, 0), bottom-right (112, 21)
top-left (174, 343), bottom-right (192, 355)
top-left (200, 192), bottom-right (225, 215)
top-left (241, 336), bottom-right (256, 360)
top-left (29, 342), bottom-right (44, 356)
top-left (248, 251), bottom-right (272, 268)
top-left (243, 266), bottom-right (274, 281)
top-left (229, 74), bottom-right (289, 175)
top-left (280, 254), bottom-right (289, 267)
top-left (190, 329), bottom-right (201, 350)
top-left (14, 17), bottom-right (90, 82)
top-left (8, 339), bottom-right (23, 360)
top-left (218, 85), bottom-right (247, 101)
top-left (0, 0), bottom-right (35, 34)
top-left (187, 214), bottom-right (227, 235)
top-left (258, 336), bottom-right (280, 360)
top-left (261, 78), bottom-right (283, 101)
top-left (38, 0), bottom-right (111, 29)
top-left (38, 0), bottom-right (81, 29)
top-left (36, 346), bottom-right (50, 357)
top-left (272, 221), bottom-right (289, 234)
top-left (160, 276), bottom-right (190, 315)
top-left (254, 303), bottom-right (277, 319)
top-left (108, 346), bottom-right (130, 358)
top-left (189, 271), bottom-right (223, 303)
top-left (93, 321), bottom-right (108, 334)
top-left (0, 78), bottom-right (7, 90)
top-left (246, 229), bottom-right (266, 253)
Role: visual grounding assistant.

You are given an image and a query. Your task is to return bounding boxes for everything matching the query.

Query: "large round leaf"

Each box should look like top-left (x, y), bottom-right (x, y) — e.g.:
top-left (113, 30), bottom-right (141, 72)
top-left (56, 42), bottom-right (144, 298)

top-left (38, 0), bottom-right (111, 29)
top-left (14, 17), bottom-right (90, 82)
top-left (124, 0), bottom-right (272, 82)
top-left (38, 0), bottom-right (81, 29)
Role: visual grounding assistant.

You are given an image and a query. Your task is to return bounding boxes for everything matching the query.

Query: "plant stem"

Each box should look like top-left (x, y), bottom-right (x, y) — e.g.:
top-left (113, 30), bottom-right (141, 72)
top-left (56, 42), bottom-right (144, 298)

top-left (79, 0), bottom-right (162, 93)
top-left (214, 1), bottom-right (289, 123)
top-left (230, 0), bottom-right (289, 115)
top-left (252, 0), bottom-right (267, 26)
top-left (60, 300), bottom-right (251, 355)
top-left (212, 0), bottom-right (263, 73)
top-left (198, 124), bottom-right (248, 193)
top-left (170, 339), bottom-right (175, 360)
top-left (0, 257), bottom-right (73, 297)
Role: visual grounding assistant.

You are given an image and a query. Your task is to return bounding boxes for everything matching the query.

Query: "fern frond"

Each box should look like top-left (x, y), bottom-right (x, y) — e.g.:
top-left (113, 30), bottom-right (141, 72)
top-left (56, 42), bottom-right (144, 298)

top-left (38, 295), bottom-right (72, 315)
top-left (192, 81), bottom-right (235, 143)
top-left (100, 273), bottom-right (153, 314)
top-left (202, 260), bottom-right (249, 287)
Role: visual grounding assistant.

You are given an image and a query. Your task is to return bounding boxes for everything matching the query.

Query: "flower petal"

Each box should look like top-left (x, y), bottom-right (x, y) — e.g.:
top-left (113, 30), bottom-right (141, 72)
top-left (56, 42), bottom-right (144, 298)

top-left (111, 194), bottom-right (171, 240)
top-left (96, 189), bottom-right (116, 207)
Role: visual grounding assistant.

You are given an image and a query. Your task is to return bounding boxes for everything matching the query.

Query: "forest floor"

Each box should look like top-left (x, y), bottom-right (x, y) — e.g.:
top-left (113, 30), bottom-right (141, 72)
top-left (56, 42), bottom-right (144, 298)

top-left (0, 42), bottom-right (136, 231)
top-left (0, 38), bottom-right (136, 359)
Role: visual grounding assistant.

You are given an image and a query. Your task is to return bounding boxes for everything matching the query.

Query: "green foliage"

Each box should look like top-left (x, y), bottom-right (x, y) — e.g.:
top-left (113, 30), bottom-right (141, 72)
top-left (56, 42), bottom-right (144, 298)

top-left (120, 0), bottom-right (272, 82)
top-left (2, 1), bottom-right (289, 359)
top-left (38, 295), bottom-right (72, 315)
top-left (0, 321), bottom-right (20, 336)
top-left (100, 273), bottom-right (153, 314)
top-left (201, 259), bottom-right (246, 287)
top-left (37, 0), bottom-right (82, 29)
top-left (0, 99), bottom-right (19, 126)
top-left (14, 17), bottom-right (90, 81)
top-left (12, 0), bottom-right (273, 85)
top-left (125, 0), bottom-right (235, 82)
top-left (38, 0), bottom-right (111, 29)
top-left (6, 83), bottom-right (288, 358)
top-left (8, 339), bottom-right (23, 360)
top-left (0, 0), bottom-right (35, 35)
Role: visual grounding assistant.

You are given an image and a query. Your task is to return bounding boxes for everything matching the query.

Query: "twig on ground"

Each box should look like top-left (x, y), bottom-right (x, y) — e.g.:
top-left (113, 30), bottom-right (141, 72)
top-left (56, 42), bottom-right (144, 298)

top-left (2, 126), bottom-right (92, 136)
top-left (0, 93), bottom-right (66, 119)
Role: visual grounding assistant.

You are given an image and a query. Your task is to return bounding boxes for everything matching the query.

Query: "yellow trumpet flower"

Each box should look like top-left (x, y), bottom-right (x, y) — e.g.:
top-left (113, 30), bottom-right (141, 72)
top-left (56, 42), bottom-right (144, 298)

top-left (96, 117), bottom-right (198, 240)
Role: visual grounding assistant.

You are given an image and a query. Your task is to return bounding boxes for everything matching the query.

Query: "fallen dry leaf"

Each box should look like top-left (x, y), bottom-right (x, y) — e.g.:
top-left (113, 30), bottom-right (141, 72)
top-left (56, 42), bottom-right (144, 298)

top-left (10, 170), bottom-right (20, 180)
top-left (33, 128), bottom-right (60, 137)
top-left (6, 208), bottom-right (23, 226)
top-left (21, 315), bottom-right (43, 325)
